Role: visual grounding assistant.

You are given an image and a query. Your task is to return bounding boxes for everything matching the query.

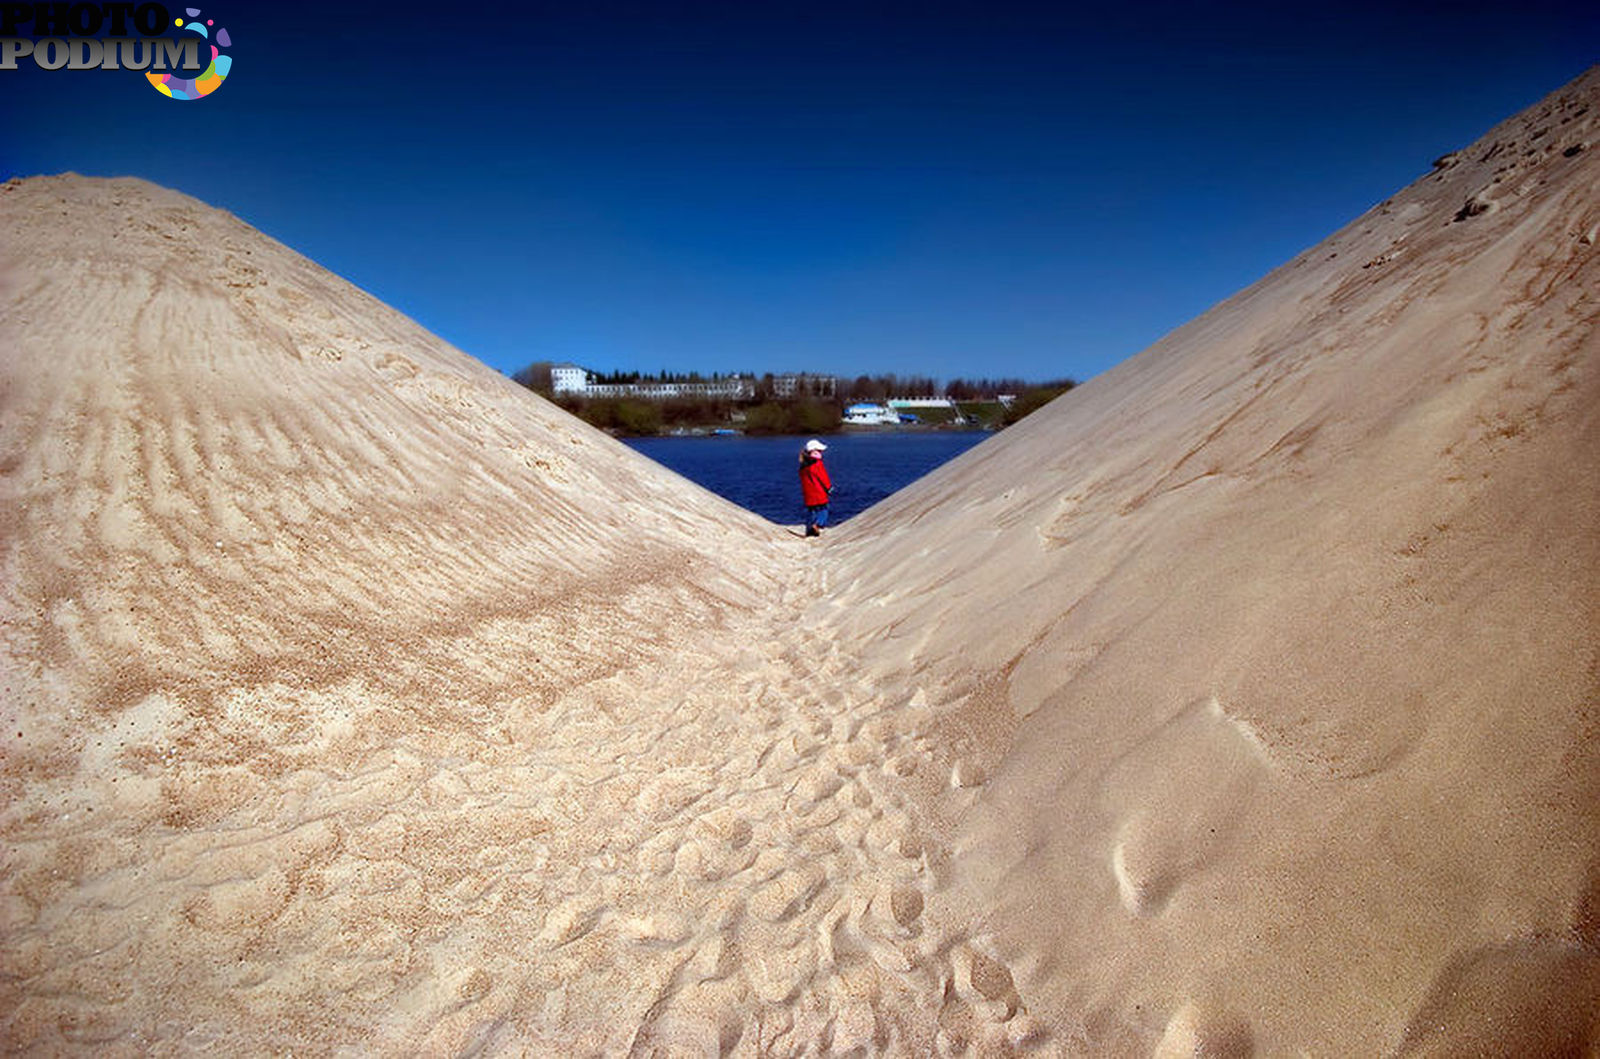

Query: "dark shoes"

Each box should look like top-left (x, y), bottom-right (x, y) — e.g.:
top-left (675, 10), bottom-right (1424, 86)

top-left (805, 526), bottom-right (820, 537)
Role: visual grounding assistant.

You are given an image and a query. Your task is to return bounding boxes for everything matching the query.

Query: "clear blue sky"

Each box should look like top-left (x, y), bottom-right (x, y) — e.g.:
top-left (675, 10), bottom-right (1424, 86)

top-left (4, 1), bottom-right (1595, 383)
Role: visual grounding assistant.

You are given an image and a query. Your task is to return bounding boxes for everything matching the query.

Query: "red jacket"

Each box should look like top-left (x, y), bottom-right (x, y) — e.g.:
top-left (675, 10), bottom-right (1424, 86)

top-left (799, 455), bottom-right (832, 506)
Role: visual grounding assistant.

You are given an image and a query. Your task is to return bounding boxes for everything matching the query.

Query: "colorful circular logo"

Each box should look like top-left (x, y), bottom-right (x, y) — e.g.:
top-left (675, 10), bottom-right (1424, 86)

top-left (147, 8), bottom-right (230, 100)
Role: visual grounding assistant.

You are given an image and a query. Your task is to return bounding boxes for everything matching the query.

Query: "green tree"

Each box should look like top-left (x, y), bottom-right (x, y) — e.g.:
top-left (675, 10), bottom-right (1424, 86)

top-left (793, 400), bottom-right (841, 434)
top-left (614, 399), bottom-right (663, 435)
top-left (512, 361), bottom-right (554, 394)
top-left (744, 402), bottom-right (789, 434)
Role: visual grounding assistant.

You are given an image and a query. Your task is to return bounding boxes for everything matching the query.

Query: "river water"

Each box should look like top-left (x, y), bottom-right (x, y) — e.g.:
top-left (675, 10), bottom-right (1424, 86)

top-left (624, 431), bottom-right (992, 525)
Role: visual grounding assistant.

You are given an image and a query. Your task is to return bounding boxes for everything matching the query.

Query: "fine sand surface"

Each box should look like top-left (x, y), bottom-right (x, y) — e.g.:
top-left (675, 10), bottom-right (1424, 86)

top-left (3, 68), bottom-right (1597, 1055)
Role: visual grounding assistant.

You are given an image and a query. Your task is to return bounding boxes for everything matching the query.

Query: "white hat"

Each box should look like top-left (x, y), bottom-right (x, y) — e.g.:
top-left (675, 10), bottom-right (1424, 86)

top-left (804, 439), bottom-right (827, 451)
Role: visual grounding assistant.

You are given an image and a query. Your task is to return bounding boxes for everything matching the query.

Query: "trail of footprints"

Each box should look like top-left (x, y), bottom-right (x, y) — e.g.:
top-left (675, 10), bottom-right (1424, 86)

top-left (494, 581), bottom-right (1042, 1056)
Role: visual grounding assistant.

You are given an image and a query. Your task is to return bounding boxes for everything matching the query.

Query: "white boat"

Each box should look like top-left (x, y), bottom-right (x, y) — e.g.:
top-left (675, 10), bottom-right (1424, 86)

top-left (843, 402), bottom-right (900, 425)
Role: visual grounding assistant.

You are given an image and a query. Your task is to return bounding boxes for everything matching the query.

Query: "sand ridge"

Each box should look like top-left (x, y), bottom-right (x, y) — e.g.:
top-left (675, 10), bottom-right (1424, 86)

top-left (3, 68), bottom-right (1599, 1055)
top-left (819, 66), bottom-right (1600, 1053)
top-left (0, 176), bottom-right (1039, 1053)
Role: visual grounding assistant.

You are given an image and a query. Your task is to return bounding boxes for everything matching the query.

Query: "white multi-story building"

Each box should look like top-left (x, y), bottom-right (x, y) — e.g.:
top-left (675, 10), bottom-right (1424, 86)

top-left (549, 364), bottom-right (754, 400)
top-left (583, 378), bottom-right (754, 399)
top-left (772, 373), bottom-right (837, 398)
top-left (550, 363), bottom-right (590, 394)
top-left (550, 363), bottom-right (846, 402)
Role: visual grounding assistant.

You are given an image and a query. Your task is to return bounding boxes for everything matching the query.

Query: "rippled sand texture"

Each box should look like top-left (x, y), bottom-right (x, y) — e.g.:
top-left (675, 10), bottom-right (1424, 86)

top-left (824, 68), bottom-right (1600, 1053)
top-left (0, 176), bottom-right (1029, 1054)
top-left (3, 68), bottom-right (1598, 1055)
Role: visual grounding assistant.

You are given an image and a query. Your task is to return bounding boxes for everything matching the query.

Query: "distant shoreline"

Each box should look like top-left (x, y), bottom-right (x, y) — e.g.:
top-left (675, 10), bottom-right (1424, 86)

top-left (635, 423), bottom-right (997, 439)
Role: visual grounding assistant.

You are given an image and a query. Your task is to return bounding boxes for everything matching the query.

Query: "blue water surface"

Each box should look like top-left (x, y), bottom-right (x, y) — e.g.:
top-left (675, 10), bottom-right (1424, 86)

top-left (624, 432), bottom-right (991, 525)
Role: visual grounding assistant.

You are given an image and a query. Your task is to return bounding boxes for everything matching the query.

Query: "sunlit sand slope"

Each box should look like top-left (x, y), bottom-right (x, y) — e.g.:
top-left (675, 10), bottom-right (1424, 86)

top-left (821, 67), bottom-right (1600, 1054)
top-left (4, 67), bottom-right (1598, 1057)
top-left (0, 176), bottom-right (876, 1052)
top-left (2, 175), bottom-right (1069, 1055)
top-left (0, 175), bottom-right (791, 711)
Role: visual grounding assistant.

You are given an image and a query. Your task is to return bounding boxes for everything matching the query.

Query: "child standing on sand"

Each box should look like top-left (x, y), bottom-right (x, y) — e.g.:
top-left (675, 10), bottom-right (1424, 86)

top-left (798, 439), bottom-right (832, 537)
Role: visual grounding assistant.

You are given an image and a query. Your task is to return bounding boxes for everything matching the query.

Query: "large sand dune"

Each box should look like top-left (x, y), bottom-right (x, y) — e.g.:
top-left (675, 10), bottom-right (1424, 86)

top-left (3, 69), bottom-right (1597, 1054)
top-left (823, 67), bottom-right (1600, 1055)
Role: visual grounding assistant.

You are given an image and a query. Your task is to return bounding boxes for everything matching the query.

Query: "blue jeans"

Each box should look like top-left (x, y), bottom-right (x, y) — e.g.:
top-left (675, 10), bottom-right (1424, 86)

top-left (806, 504), bottom-right (830, 530)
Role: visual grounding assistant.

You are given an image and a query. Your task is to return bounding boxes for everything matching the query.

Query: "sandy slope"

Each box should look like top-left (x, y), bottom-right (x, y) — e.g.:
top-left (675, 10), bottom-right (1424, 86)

top-left (822, 67), bottom-right (1600, 1054)
top-left (0, 176), bottom-right (848, 1051)
top-left (2, 69), bottom-right (1597, 1056)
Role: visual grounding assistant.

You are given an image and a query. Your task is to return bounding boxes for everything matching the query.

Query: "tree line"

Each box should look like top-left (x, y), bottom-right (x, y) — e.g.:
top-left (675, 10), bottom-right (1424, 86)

top-left (509, 361), bottom-right (1076, 435)
top-left (549, 395), bottom-right (843, 436)
top-left (512, 363), bottom-right (1064, 402)
top-left (943, 376), bottom-right (1077, 400)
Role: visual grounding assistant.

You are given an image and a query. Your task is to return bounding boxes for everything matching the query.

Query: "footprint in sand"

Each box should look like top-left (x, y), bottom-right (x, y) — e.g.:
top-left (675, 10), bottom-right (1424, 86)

top-left (1153, 1002), bottom-right (1254, 1058)
top-left (636, 767), bottom-right (713, 822)
top-left (1112, 830), bottom-right (1180, 917)
top-left (749, 863), bottom-right (828, 923)
top-left (747, 941), bottom-right (820, 1004)
top-left (888, 882), bottom-right (924, 929)
top-left (793, 768), bottom-right (845, 807)
top-left (935, 943), bottom-right (1029, 1049)
top-left (678, 810), bottom-right (758, 881)
top-left (540, 896), bottom-right (603, 947)
top-left (693, 807), bottom-right (753, 849)
top-left (1106, 696), bottom-right (1275, 917)
top-left (952, 943), bottom-right (1019, 1019)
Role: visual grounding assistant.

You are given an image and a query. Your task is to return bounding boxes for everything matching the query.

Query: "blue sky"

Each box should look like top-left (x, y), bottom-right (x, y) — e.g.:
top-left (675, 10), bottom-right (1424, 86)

top-left (4, 1), bottom-right (1595, 383)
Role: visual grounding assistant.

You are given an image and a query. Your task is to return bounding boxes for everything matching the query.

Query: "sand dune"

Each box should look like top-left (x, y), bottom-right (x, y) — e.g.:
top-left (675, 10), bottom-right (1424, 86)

top-left (823, 67), bottom-right (1600, 1053)
top-left (3, 69), bottom-right (1597, 1054)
